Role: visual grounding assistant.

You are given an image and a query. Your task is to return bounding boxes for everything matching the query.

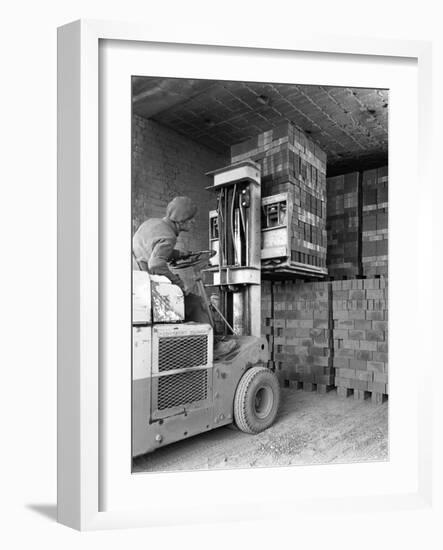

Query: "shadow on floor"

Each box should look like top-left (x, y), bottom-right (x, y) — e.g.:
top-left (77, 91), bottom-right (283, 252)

top-left (26, 504), bottom-right (57, 522)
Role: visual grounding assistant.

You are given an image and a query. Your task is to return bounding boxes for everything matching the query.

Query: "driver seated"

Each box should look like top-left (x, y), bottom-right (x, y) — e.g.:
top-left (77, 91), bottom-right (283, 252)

top-left (133, 196), bottom-right (237, 358)
top-left (133, 196), bottom-right (196, 294)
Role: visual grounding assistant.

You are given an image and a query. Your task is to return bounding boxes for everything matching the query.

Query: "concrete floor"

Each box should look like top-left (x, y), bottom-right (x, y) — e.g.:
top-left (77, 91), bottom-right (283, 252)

top-left (132, 387), bottom-right (389, 473)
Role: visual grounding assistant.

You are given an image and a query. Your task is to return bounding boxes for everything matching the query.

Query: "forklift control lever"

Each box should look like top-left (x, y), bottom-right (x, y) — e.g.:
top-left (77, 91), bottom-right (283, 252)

top-left (169, 249), bottom-right (216, 270)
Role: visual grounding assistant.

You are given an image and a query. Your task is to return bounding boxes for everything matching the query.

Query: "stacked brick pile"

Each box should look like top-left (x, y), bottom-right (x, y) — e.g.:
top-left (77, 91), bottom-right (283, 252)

top-left (332, 278), bottom-right (388, 404)
top-left (361, 167), bottom-right (388, 277)
top-left (261, 280), bottom-right (334, 393)
top-left (260, 280), bottom-right (274, 366)
top-left (326, 172), bottom-right (360, 278)
top-left (261, 277), bottom-right (389, 403)
top-left (231, 122), bottom-right (327, 271)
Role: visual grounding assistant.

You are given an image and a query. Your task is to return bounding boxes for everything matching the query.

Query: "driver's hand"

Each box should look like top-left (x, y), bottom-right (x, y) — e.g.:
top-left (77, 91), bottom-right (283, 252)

top-left (179, 250), bottom-right (193, 259)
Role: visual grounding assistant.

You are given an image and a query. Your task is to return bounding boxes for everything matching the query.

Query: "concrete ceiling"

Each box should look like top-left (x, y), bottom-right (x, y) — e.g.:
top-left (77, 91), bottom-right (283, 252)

top-left (132, 76), bottom-right (388, 174)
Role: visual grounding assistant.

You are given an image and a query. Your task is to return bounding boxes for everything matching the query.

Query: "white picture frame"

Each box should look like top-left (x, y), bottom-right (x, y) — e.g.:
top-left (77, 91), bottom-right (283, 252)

top-left (57, 19), bottom-right (435, 531)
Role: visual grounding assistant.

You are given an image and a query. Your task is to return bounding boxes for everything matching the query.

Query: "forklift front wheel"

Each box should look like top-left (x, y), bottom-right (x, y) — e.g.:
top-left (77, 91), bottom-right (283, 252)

top-left (234, 366), bottom-right (280, 434)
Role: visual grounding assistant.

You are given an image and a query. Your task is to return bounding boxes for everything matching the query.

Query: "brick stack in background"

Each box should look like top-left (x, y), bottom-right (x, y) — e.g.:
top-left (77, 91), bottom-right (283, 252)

top-left (231, 122), bottom-right (328, 271)
top-left (326, 172), bottom-right (360, 278)
top-left (361, 167), bottom-right (388, 277)
top-left (332, 278), bottom-right (388, 404)
top-left (262, 280), bottom-right (334, 393)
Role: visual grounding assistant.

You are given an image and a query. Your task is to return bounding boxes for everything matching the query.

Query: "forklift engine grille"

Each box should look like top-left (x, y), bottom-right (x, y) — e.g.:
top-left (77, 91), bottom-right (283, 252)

top-left (158, 335), bottom-right (208, 372)
top-left (158, 370), bottom-right (208, 410)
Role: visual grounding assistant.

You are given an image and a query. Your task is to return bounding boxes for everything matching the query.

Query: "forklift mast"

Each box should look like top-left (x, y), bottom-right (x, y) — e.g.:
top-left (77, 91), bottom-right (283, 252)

top-left (205, 161), bottom-right (262, 338)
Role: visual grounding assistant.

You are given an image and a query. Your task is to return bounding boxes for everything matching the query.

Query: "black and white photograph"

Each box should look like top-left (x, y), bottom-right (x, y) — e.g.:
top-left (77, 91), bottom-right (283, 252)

top-left (3, 0), bottom-right (439, 542)
top-left (130, 76), bottom-right (389, 473)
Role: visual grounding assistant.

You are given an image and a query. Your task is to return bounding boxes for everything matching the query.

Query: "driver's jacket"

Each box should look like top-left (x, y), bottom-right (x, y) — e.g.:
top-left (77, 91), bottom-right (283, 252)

top-left (132, 217), bottom-right (186, 290)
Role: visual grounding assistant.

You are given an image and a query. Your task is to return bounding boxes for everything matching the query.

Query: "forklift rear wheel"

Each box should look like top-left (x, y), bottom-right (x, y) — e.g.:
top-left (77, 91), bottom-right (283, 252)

top-left (234, 366), bottom-right (280, 434)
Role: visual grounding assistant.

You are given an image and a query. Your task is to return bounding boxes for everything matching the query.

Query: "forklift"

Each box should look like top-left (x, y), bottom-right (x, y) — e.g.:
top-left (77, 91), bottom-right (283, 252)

top-left (132, 161), bottom-right (280, 457)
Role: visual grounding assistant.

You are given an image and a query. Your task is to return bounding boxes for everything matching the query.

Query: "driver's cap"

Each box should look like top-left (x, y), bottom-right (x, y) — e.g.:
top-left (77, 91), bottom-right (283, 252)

top-left (166, 196), bottom-right (197, 222)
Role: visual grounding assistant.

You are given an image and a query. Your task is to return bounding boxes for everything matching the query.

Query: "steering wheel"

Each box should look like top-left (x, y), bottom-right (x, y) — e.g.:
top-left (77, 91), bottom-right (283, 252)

top-left (169, 249), bottom-right (216, 270)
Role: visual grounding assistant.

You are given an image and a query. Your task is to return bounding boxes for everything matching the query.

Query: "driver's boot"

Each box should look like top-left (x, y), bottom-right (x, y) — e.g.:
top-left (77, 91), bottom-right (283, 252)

top-left (213, 337), bottom-right (239, 359)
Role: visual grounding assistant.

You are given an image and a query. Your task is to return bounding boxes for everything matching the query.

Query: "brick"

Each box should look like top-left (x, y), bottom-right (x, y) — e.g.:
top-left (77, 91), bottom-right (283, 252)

top-left (350, 359), bottom-right (368, 371)
top-left (309, 328), bottom-right (327, 338)
top-left (349, 290), bottom-right (366, 300)
top-left (335, 376), bottom-right (352, 388)
top-left (367, 361), bottom-right (385, 373)
top-left (333, 329), bottom-right (349, 339)
top-left (313, 311), bottom-right (328, 320)
top-left (356, 370), bottom-right (373, 382)
top-left (333, 357), bottom-right (350, 368)
top-left (313, 319), bottom-right (329, 329)
top-left (342, 281), bottom-right (355, 291)
top-left (366, 311), bottom-right (384, 321)
top-left (348, 330), bottom-right (365, 340)
top-left (354, 320), bottom-right (372, 330)
top-left (363, 279), bottom-right (380, 290)
top-left (331, 281), bottom-right (343, 290)
top-left (342, 339), bottom-right (360, 350)
top-left (348, 311), bottom-right (366, 320)
top-left (355, 350), bottom-right (372, 361)
top-left (334, 311), bottom-right (352, 320)
top-left (365, 330), bottom-right (385, 341)
top-left (335, 320), bottom-right (354, 329)
top-left (366, 290), bottom-right (384, 300)
top-left (359, 341), bottom-right (378, 351)
top-left (335, 348), bottom-right (355, 358)
top-left (312, 333), bottom-right (328, 345)
top-left (373, 320), bottom-right (388, 331)
top-left (336, 367), bottom-right (356, 379)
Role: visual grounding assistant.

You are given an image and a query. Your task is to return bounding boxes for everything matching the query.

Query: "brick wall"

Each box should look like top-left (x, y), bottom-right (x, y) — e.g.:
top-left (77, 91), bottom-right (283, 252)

top-left (132, 114), bottom-right (228, 254)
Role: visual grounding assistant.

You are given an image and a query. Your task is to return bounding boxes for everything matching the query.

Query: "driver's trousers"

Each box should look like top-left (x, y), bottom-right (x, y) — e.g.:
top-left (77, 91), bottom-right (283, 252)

top-left (184, 292), bottom-right (212, 325)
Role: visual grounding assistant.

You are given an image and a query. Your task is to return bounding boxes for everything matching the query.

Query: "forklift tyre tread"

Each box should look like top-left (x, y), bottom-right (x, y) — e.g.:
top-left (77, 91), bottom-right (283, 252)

top-left (234, 366), bottom-right (280, 434)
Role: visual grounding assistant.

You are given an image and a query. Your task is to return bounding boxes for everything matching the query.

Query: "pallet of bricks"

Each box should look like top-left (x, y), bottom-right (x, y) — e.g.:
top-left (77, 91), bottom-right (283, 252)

top-left (326, 172), bottom-right (359, 278)
top-left (362, 166), bottom-right (388, 277)
top-left (332, 278), bottom-right (388, 404)
top-left (262, 280), bottom-right (334, 393)
top-left (231, 122), bottom-right (328, 272)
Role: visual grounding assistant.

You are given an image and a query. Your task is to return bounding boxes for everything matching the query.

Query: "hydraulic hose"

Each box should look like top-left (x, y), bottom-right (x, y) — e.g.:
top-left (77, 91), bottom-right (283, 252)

top-left (231, 183), bottom-right (238, 265)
